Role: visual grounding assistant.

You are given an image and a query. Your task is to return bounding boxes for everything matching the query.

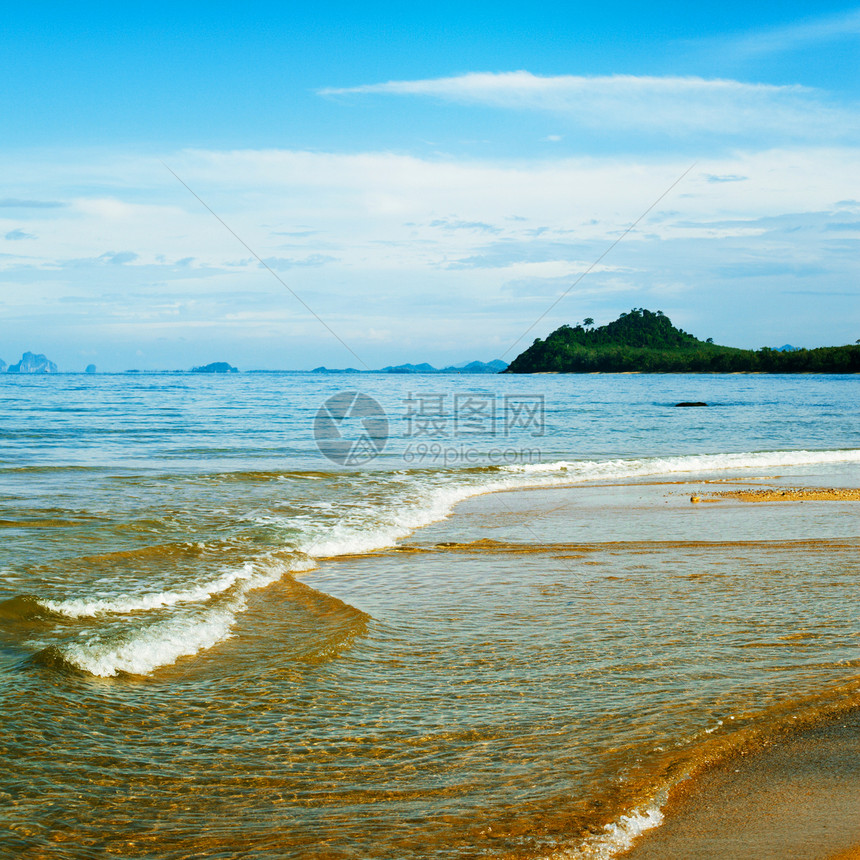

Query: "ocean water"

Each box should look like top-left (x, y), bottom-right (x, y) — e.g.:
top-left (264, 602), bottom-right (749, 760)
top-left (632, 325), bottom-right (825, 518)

top-left (1, 371), bottom-right (858, 858)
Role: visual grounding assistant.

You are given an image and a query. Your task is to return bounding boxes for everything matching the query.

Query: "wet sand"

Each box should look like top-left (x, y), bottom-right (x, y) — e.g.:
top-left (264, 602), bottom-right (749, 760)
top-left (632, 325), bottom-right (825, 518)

top-left (616, 480), bottom-right (860, 859)
top-left (703, 487), bottom-right (860, 502)
top-left (405, 469), bottom-right (860, 859)
top-left (621, 710), bottom-right (860, 860)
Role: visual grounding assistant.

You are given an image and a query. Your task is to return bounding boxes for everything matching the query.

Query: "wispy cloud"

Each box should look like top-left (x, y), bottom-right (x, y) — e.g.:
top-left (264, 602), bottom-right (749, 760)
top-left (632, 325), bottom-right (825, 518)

top-left (428, 218), bottom-right (501, 234)
top-left (5, 229), bottom-right (36, 240)
top-left (320, 71), bottom-right (857, 140)
top-left (101, 251), bottom-right (139, 265)
top-left (725, 7), bottom-right (860, 58)
top-left (259, 254), bottom-right (337, 270)
top-left (0, 198), bottom-right (64, 208)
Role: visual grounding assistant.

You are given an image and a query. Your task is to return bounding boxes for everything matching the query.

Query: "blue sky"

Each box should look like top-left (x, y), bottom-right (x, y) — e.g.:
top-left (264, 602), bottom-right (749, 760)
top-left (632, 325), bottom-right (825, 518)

top-left (2, 1), bottom-right (859, 370)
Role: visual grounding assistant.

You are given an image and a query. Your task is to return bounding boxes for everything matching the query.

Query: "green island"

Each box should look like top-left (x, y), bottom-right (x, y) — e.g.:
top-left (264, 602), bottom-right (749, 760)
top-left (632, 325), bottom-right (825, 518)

top-left (504, 308), bottom-right (860, 374)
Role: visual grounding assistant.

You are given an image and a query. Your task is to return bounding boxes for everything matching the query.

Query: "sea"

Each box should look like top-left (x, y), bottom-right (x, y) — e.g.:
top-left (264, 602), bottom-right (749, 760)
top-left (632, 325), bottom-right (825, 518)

top-left (1, 371), bottom-right (858, 859)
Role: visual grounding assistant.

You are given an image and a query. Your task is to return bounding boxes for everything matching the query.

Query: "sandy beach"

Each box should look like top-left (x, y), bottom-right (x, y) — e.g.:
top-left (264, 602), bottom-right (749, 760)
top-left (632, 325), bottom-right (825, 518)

top-left (702, 487), bottom-right (860, 503)
top-left (621, 710), bottom-right (860, 859)
top-left (613, 480), bottom-right (860, 859)
top-left (396, 471), bottom-right (860, 859)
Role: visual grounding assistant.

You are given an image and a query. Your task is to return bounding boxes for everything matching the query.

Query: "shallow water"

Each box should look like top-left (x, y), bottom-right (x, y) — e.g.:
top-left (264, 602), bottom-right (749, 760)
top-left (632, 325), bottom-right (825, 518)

top-left (1, 372), bottom-right (859, 858)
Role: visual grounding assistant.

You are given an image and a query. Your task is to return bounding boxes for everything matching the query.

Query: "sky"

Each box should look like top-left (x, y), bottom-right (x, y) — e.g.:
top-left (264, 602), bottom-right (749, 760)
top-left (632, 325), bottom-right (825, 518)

top-left (2, 1), bottom-right (859, 371)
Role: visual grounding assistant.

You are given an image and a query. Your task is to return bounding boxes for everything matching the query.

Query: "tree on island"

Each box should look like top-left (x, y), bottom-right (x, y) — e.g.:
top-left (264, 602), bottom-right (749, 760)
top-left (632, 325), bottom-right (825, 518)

top-left (504, 308), bottom-right (860, 374)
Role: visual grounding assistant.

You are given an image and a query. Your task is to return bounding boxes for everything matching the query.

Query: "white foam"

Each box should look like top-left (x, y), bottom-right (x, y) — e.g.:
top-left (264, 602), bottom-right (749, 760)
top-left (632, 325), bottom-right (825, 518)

top-left (300, 448), bottom-right (860, 561)
top-left (52, 556), bottom-right (317, 677)
top-left (503, 448), bottom-right (860, 479)
top-left (41, 556), bottom-right (315, 619)
top-left (60, 604), bottom-right (238, 677)
top-left (42, 568), bottom-right (249, 618)
top-left (48, 447), bottom-right (860, 677)
top-left (299, 482), bottom-right (480, 558)
top-left (544, 798), bottom-right (665, 859)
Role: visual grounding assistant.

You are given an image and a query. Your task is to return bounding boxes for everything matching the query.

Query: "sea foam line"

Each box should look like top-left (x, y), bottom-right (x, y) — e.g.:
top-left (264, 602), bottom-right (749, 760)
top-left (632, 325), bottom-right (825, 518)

top-left (52, 447), bottom-right (860, 677)
top-left (42, 568), bottom-right (249, 618)
top-left (59, 604), bottom-right (239, 677)
top-left (51, 556), bottom-right (317, 677)
top-left (543, 798), bottom-right (666, 859)
top-left (298, 447), bottom-right (860, 560)
top-left (40, 557), bottom-right (316, 619)
top-left (502, 447), bottom-right (860, 476)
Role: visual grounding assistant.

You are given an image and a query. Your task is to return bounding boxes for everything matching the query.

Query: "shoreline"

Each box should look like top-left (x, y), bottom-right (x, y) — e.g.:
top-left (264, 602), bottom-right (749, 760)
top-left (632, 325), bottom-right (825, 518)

top-left (620, 706), bottom-right (860, 859)
top-left (392, 471), bottom-right (860, 859)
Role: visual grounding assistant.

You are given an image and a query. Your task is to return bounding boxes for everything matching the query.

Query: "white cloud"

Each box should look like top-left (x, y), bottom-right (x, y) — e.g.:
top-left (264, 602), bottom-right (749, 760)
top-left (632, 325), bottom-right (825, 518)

top-left (100, 250), bottom-right (139, 265)
top-left (2, 145), bottom-right (858, 366)
top-left (723, 7), bottom-right (860, 58)
top-left (320, 71), bottom-right (858, 139)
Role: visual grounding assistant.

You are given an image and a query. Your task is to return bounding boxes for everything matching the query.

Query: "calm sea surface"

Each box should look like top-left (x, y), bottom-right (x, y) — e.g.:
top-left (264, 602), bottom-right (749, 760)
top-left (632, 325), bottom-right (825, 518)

top-left (1, 372), bottom-right (858, 858)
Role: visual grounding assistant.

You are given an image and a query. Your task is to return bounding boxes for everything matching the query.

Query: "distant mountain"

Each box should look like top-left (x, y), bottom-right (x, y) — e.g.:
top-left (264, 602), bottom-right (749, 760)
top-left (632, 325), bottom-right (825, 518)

top-left (775, 344), bottom-right (800, 352)
top-left (505, 309), bottom-right (860, 374)
top-left (381, 360), bottom-right (508, 374)
top-left (381, 362), bottom-right (438, 374)
top-left (311, 360), bottom-right (508, 374)
top-left (451, 359), bottom-right (508, 374)
top-left (0, 359), bottom-right (6, 372)
top-left (6, 352), bottom-right (58, 373)
top-left (191, 362), bottom-right (238, 373)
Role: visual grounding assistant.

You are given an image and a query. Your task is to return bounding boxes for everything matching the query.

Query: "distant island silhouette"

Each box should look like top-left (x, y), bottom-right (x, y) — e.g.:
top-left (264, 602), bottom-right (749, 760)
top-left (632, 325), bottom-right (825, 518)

top-left (504, 309), bottom-right (860, 374)
top-left (312, 360), bottom-right (508, 374)
top-left (191, 362), bottom-right (239, 373)
top-left (2, 352), bottom-right (58, 373)
top-left (8, 329), bottom-right (857, 376)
